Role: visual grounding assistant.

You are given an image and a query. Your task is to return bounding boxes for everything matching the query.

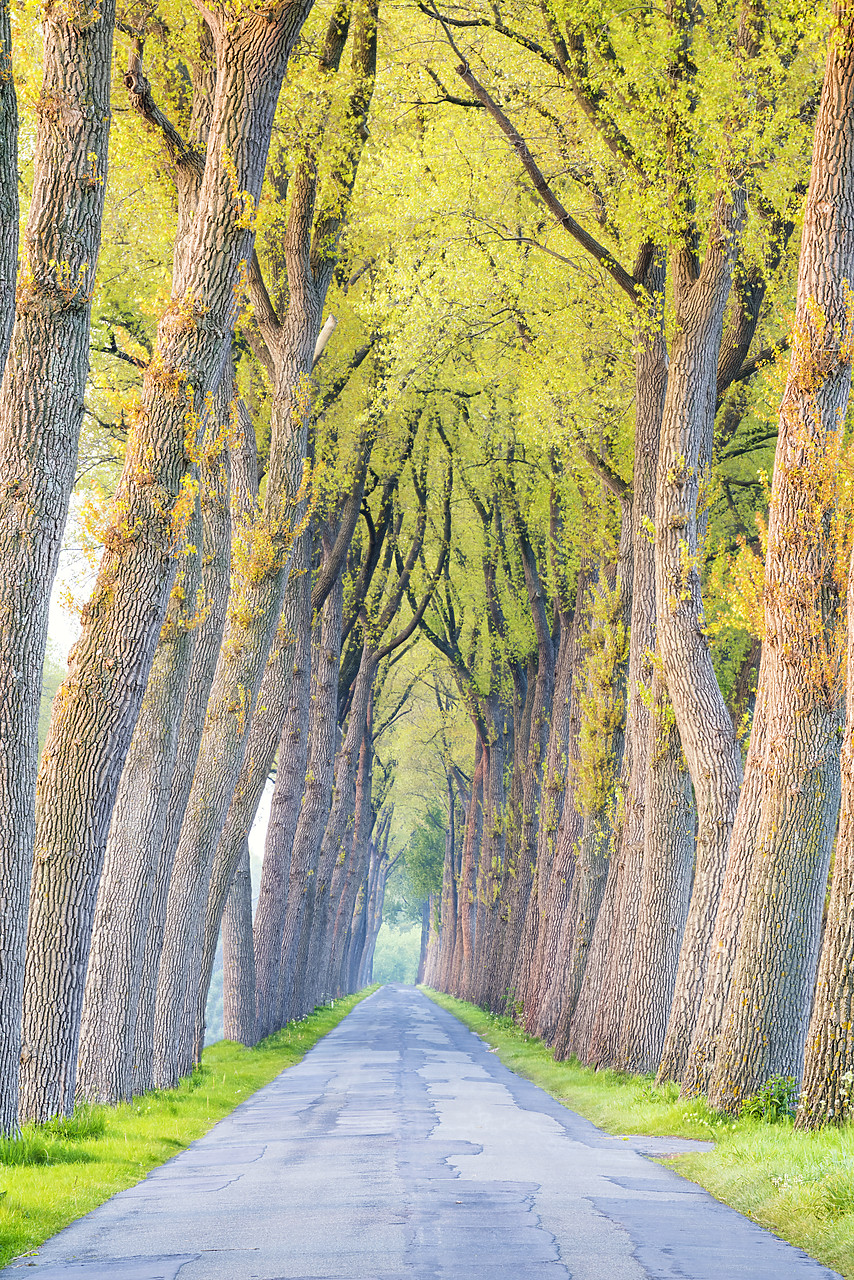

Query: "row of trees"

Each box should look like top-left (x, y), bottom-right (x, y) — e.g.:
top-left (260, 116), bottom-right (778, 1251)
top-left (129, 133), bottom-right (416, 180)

top-left (2, 0), bottom-right (854, 1139)
top-left (417, 0), bottom-right (854, 1128)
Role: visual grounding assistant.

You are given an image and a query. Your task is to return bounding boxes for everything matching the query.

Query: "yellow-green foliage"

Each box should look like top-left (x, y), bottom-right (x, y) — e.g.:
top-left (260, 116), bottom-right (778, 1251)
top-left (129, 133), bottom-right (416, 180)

top-left (0, 990), bottom-right (376, 1269)
top-left (575, 575), bottom-right (628, 817)
top-left (424, 990), bottom-right (854, 1279)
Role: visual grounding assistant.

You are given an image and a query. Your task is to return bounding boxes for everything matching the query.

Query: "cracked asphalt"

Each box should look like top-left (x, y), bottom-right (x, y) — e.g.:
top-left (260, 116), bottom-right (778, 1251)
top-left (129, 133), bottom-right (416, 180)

top-left (0, 985), bottom-right (841, 1279)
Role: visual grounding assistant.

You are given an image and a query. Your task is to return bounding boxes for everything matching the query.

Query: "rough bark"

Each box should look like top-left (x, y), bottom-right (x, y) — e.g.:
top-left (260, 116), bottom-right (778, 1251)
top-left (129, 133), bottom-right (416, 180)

top-left (198, 526), bottom-right (311, 1047)
top-left (131, 423), bottom-right (233, 1096)
top-left (619, 676), bottom-right (695, 1073)
top-left (550, 259), bottom-right (667, 1060)
top-left (222, 839), bottom-right (257, 1046)
top-left (0, 0), bottom-right (16, 368)
top-left (327, 712), bottom-right (375, 996)
top-left (709, 11), bottom-right (854, 1110)
top-left (497, 507), bottom-right (555, 1012)
top-left (673, 666), bottom-right (767, 1092)
top-left (76, 495), bottom-right (204, 1105)
top-left (800, 547), bottom-right (854, 1125)
top-left (527, 579), bottom-right (589, 1040)
top-left (455, 740), bottom-right (484, 999)
top-left (299, 644), bottom-right (377, 1012)
top-left (276, 573), bottom-right (344, 1025)
top-left (154, 2), bottom-right (379, 1082)
top-left (0, 0), bottom-right (112, 1132)
top-left (19, 0), bottom-right (314, 1123)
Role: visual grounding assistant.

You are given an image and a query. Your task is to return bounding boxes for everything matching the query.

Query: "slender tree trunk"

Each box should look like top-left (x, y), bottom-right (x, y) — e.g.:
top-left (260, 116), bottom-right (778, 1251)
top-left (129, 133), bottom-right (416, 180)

top-left (457, 739), bottom-right (484, 1000)
top-left (222, 839), bottom-right (257, 1046)
top-left (0, 0), bottom-right (110, 1132)
top-left (709, 12), bottom-right (854, 1110)
top-left (300, 645), bottom-right (377, 1012)
top-left (498, 516), bottom-right (555, 1012)
top-left (276, 572), bottom-right (344, 1025)
top-left (198, 526), bottom-right (312, 1046)
top-left (417, 899), bottom-right (431, 985)
top-left (327, 718), bottom-right (375, 995)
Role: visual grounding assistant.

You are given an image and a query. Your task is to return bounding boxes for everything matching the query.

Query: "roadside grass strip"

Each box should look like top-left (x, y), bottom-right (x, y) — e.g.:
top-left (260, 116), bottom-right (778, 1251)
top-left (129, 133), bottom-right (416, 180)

top-left (423, 988), bottom-right (854, 1279)
top-left (0, 988), bottom-right (377, 1268)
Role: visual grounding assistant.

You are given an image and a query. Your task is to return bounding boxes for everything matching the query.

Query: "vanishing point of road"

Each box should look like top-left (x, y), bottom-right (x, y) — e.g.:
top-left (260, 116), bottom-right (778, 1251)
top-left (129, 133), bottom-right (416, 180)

top-left (0, 986), bottom-right (840, 1279)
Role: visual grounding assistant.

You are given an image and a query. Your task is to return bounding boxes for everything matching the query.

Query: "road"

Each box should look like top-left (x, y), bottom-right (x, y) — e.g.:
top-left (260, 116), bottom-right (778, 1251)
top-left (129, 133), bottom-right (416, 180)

top-left (1, 985), bottom-right (840, 1279)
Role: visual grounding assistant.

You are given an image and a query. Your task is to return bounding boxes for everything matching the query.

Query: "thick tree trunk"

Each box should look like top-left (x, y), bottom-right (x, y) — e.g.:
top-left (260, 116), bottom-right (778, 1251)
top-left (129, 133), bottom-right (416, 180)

top-left (800, 550), bottom-right (854, 1125)
top-left (550, 267), bottom-right (666, 1060)
top-left (0, 0), bottom-right (16, 370)
top-left (647, 212), bottom-right (747, 1105)
top-left (222, 839), bottom-right (257, 1046)
top-left (0, 0), bottom-right (112, 1132)
top-left (131, 434), bottom-right (233, 1096)
top-left (436, 777), bottom-right (460, 992)
top-left (76, 497), bottom-right (204, 1105)
top-left (674, 661), bottom-right (767, 1092)
top-left (619, 676), bottom-right (695, 1073)
top-left (709, 14), bottom-right (854, 1110)
top-left (551, 538), bottom-right (630, 1063)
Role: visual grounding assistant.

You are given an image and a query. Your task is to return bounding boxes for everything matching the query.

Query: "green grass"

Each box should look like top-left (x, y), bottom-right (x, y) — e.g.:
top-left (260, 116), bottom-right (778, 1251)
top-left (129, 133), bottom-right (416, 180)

top-left (0, 989), bottom-right (377, 1268)
top-left (423, 988), bottom-right (854, 1279)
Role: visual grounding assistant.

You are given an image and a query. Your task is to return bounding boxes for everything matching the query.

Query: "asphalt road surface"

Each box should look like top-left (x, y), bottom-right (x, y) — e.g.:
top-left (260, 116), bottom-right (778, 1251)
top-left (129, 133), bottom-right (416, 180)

top-left (0, 985), bottom-right (841, 1279)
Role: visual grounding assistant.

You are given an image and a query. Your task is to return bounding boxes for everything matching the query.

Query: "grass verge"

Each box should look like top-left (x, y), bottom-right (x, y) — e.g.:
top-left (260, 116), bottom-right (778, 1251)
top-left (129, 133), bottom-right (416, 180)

top-left (0, 988), bottom-right (376, 1268)
top-left (423, 988), bottom-right (854, 1279)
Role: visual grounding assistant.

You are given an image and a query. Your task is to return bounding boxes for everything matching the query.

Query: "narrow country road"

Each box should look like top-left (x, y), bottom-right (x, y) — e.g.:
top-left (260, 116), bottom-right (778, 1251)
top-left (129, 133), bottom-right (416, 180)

top-left (2, 986), bottom-right (840, 1279)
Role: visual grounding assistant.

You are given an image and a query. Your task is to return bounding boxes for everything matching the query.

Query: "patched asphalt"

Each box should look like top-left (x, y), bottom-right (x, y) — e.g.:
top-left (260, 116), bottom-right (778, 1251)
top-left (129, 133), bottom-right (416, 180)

top-left (0, 985), bottom-right (841, 1279)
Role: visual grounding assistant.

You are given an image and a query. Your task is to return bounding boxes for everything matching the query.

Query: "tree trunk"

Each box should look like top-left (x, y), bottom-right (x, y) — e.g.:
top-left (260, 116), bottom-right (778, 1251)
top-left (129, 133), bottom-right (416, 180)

top-left (0, 0), bottom-right (16, 370)
top-left (0, 0), bottom-right (112, 1132)
top-left (549, 261), bottom-right (666, 1059)
top-left (222, 839), bottom-right (257, 1046)
top-left (673, 657), bottom-right (768, 1092)
top-left (456, 738), bottom-right (484, 1000)
top-left (198, 526), bottom-right (312, 1046)
top-left (131, 430), bottom-right (233, 1096)
top-left (526, 578), bottom-right (588, 1039)
top-left (299, 644), bottom-right (377, 1012)
top-left (619, 675), bottom-right (695, 1073)
top-left (327, 716), bottom-right (375, 996)
top-left (799, 549), bottom-right (854, 1125)
top-left (417, 898), bottom-right (431, 985)
top-left (648, 207), bottom-right (747, 1104)
top-left (498, 514), bottom-right (555, 1013)
top-left (709, 11), bottom-right (854, 1110)
top-left (76, 496), bottom-right (204, 1105)
top-left (276, 572), bottom-right (344, 1025)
